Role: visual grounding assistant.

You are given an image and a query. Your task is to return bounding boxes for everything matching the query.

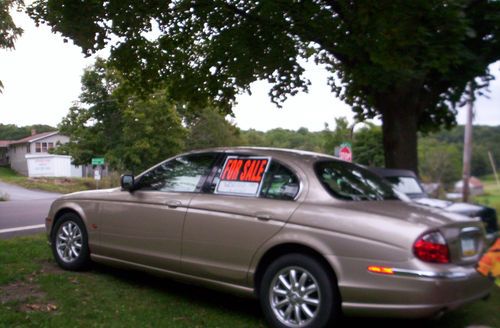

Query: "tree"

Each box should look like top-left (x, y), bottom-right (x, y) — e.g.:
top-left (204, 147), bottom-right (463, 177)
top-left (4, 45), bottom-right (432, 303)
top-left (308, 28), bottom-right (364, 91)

top-left (352, 124), bottom-right (384, 167)
top-left (185, 106), bottom-right (242, 150)
top-left (0, 0), bottom-right (23, 92)
top-left (322, 118), bottom-right (351, 155)
top-left (58, 59), bottom-right (186, 173)
top-left (0, 123), bottom-right (55, 140)
top-left (28, 1), bottom-right (500, 173)
top-left (418, 138), bottom-right (461, 188)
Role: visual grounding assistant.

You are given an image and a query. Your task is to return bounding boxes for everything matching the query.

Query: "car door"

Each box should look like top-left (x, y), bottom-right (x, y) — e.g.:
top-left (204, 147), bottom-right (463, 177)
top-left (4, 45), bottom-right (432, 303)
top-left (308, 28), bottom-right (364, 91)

top-left (181, 155), bottom-right (302, 285)
top-left (97, 152), bottom-right (218, 272)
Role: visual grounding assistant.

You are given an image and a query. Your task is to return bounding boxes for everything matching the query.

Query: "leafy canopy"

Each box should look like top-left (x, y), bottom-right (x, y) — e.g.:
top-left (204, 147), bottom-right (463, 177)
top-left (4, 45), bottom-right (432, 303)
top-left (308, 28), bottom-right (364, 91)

top-left (28, 0), bottom-right (500, 130)
top-left (0, 0), bottom-right (24, 92)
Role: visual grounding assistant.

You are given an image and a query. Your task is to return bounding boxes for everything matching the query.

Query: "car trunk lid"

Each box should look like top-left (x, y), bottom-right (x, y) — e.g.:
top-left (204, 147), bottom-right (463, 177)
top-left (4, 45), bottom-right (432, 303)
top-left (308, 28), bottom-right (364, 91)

top-left (333, 200), bottom-right (487, 264)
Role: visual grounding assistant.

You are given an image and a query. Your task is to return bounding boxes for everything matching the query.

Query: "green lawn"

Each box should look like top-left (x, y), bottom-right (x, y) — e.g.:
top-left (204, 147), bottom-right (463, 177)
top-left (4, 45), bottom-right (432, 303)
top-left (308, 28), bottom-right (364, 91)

top-left (0, 167), bottom-right (118, 194)
top-left (474, 175), bottom-right (500, 216)
top-left (0, 235), bottom-right (498, 328)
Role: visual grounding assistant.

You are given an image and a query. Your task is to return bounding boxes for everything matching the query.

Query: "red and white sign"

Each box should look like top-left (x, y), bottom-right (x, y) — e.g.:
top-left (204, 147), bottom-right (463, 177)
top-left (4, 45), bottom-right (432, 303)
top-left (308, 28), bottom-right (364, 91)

top-left (216, 156), bottom-right (270, 196)
top-left (339, 144), bottom-right (352, 162)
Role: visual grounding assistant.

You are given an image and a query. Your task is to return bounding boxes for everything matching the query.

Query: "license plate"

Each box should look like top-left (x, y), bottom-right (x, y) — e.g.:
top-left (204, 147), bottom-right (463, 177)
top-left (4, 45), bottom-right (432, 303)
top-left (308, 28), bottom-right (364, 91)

top-left (461, 238), bottom-right (477, 257)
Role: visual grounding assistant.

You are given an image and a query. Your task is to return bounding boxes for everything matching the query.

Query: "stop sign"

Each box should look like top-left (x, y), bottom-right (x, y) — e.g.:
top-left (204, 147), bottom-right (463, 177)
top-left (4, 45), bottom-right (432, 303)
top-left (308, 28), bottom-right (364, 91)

top-left (339, 143), bottom-right (352, 162)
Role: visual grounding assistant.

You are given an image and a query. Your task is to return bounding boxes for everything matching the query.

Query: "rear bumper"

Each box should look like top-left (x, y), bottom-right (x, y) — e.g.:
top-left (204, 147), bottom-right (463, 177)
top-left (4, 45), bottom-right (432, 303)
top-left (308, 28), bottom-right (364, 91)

top-left (330, 256), bottom-right (493, 318)
top-left (342, 287), bottom-right (490, 319)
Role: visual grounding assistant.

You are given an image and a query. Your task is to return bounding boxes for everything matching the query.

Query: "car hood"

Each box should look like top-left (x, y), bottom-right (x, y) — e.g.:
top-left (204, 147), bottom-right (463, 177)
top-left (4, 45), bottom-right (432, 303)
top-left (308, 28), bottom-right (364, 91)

top-left (57, 188), bottom-right (121, 200)
top-left (332, 200), bottom-right (478, 229)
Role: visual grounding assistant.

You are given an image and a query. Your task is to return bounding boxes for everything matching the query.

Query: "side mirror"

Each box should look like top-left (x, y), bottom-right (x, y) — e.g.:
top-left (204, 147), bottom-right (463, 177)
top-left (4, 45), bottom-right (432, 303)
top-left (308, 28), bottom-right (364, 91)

top-left (121, 174), bottom-right (135, 191)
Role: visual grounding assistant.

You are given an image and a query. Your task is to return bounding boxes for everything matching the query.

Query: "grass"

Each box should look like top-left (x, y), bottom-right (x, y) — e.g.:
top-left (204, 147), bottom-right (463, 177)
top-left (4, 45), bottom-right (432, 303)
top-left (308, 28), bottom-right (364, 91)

top-left (473, 175), bottom-right (500, 216)
top-left (0, 234), bottom-right (499, 328)
top-left (0, 167), bottom-right (119, 194)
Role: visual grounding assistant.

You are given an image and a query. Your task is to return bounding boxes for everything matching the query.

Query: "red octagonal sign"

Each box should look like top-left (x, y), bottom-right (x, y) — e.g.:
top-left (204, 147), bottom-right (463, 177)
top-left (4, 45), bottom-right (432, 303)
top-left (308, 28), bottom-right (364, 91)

top-left (339, 143), bottom-right (352, 162)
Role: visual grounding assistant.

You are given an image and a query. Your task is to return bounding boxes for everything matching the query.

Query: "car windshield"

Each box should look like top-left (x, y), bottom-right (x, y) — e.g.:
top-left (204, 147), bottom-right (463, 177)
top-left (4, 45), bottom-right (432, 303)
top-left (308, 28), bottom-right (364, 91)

top-left (315, 161), bottom-right (400, 201)
top-left (385, 176), bottom-right (425, 195)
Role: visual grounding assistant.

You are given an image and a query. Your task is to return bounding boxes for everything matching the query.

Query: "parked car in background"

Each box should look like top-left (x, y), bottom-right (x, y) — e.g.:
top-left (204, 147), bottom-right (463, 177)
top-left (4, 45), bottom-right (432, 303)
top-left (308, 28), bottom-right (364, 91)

top-left (369, 167), bottom-right (498, 244)
top-left (46, 148), bottom-right (492, 328)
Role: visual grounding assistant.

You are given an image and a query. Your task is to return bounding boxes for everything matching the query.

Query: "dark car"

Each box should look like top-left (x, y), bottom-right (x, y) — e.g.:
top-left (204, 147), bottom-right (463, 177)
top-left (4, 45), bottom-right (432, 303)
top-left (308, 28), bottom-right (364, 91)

top-left (369, 167), bottom-right (498, 244)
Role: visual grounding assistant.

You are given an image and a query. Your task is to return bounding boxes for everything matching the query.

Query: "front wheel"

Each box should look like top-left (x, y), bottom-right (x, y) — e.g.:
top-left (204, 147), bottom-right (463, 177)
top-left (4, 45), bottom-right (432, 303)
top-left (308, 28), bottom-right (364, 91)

top-left (260, 254), bottom-right (340, 328)
top-left (51, 213), bottom-right (90, 271)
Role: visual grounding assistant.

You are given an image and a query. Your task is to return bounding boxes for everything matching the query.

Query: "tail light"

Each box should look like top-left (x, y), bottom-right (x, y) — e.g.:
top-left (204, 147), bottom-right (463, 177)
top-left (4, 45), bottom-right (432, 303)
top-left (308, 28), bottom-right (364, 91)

top-left (413, 231), bottom-right (450, 263)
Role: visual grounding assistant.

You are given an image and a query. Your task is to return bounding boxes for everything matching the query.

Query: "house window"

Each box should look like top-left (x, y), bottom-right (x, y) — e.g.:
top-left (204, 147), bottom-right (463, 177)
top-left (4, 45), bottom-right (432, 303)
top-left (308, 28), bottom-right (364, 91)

top-left (34, 142), bottom-right (55, 153)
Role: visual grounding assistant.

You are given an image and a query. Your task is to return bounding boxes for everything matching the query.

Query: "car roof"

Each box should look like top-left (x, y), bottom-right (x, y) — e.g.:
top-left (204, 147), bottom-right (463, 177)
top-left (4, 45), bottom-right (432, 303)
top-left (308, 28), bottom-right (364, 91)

top-left (187, 146), bottom-right (341, 162)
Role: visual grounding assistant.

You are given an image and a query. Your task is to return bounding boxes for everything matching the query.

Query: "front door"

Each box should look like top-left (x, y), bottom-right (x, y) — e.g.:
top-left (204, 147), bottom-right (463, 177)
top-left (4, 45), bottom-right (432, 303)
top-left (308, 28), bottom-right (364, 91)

top-left (97, 152), bottom-right (218, 272)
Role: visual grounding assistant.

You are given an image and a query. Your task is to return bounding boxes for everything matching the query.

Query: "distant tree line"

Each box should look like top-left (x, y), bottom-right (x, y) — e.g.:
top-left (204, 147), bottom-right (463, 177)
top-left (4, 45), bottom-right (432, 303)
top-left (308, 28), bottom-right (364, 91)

top-left (2, 111), bottom-right (498, 188)
top-left (0, 124), bottom-right (56, 140)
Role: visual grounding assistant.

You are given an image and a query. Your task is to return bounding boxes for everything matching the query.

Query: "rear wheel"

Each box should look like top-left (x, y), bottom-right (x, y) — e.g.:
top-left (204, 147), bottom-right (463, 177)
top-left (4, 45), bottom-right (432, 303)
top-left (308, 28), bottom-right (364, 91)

top-left (260, 253), bottom-right (340, 328)
top-left (51, 213), bottom-right (90, 271)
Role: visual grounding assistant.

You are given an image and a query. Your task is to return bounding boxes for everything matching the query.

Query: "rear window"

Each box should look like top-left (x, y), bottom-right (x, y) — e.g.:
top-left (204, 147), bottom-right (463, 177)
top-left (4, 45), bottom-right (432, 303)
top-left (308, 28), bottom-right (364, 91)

top-left (315, 161), bottom-right (399, 201)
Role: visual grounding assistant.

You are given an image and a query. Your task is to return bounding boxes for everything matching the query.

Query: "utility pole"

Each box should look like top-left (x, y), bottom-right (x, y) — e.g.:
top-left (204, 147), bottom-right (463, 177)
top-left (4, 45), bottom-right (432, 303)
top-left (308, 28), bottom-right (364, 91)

top-left (462, 84), bottom-right (474, 202)
top-left (488, 151), bottom-right (499, 187)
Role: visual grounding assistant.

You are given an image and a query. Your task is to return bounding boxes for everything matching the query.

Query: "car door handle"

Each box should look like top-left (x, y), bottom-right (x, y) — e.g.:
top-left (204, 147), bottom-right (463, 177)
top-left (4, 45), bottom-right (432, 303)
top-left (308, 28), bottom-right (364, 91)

top-left (165, 200), bottom-right (182, 208)
top-left (255, 212), bottom-right (272, 221)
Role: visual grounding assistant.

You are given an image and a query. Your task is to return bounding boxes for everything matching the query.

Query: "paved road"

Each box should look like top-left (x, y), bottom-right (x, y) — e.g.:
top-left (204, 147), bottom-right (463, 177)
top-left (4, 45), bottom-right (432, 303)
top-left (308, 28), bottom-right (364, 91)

top-left (0, 181), bottom-right (61, 239)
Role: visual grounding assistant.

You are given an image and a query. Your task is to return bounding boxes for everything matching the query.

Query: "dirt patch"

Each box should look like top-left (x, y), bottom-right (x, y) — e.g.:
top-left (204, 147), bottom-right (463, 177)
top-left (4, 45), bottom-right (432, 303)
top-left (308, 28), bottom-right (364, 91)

top-left (0, 281), bottom-right (46, 304)
top-left (38, 259), bottom-right (65, 275)
top-left (27, 177), bottom-right (74, 185)
top-left (0, 262), bottom-right (61, 312)
top-left (18, 303), bottom-right (58, 313)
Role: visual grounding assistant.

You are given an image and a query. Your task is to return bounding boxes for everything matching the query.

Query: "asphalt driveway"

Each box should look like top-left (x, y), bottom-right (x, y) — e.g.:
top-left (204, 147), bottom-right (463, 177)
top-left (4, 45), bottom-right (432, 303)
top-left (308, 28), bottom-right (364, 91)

top-left (0, 181), bottom-right (61, 239)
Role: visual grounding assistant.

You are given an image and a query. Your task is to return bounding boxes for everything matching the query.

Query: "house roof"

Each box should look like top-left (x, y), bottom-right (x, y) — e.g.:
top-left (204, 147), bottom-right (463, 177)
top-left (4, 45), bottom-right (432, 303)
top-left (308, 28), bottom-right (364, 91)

top-left (454, 176), bottom-right (484, 189)
top-left (0, 140), bottom-right (10, 148)
top-left (8, 131), bottom-right (60, 145)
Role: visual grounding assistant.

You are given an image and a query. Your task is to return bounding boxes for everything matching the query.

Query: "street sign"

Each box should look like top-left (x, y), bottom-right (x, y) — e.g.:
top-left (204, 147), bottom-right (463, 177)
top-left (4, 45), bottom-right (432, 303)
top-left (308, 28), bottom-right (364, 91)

top-left (91, 157), bottom-right (105, 165)
top-left (94, 169), bottom-right (101, 181)
top-left (339, 142), bottom-right (352, 162)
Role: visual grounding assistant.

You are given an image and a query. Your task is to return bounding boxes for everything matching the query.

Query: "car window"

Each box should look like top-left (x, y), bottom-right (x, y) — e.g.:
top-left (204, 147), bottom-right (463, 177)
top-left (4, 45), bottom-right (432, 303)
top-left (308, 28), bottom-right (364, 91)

top-left (259, 161), bottom-right (299, 200)
top-left (315, 160), bottom-right (399, 201)
top-left (385, 176), bottom-right (425, 195)
top-left (136, 153), bottom-right (217, 192)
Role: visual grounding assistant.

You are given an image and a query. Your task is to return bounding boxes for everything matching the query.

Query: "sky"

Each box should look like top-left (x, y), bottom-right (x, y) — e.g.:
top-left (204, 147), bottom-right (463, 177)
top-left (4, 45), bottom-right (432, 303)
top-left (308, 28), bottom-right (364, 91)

top-left (1, 10), bottom-right (499, 132)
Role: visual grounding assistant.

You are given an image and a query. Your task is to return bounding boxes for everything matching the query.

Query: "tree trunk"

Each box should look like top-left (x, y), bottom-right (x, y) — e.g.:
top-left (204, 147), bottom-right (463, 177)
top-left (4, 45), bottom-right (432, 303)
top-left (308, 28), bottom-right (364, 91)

top-left (381, 105), bottom-right (419, 174)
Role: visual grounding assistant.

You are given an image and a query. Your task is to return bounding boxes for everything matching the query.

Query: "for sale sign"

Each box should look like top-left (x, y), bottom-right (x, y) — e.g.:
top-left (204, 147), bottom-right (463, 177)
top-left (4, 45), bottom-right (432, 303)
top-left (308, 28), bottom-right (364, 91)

top-left (339, 142), bottom-right (352, 162)
top-left (216, 156), bottom-right (270, 196)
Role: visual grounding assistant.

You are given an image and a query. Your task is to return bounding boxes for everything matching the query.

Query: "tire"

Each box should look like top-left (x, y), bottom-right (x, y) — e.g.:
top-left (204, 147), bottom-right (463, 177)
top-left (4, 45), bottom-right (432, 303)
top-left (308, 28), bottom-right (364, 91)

top-left (51, 212), bottom-right (90, 271)
top-left (260, 253), bottom-right (340, 328)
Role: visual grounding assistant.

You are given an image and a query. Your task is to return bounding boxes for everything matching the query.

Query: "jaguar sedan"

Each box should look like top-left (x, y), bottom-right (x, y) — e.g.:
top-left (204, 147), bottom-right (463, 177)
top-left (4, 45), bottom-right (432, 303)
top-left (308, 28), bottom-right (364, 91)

top-left (46, 147), bottom-right (492, 328)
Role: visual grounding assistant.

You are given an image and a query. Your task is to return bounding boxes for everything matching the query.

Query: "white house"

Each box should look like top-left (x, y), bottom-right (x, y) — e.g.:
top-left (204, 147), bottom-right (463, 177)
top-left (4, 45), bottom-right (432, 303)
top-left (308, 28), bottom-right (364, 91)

top-left (5, 130), bottom-right (82, 177)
